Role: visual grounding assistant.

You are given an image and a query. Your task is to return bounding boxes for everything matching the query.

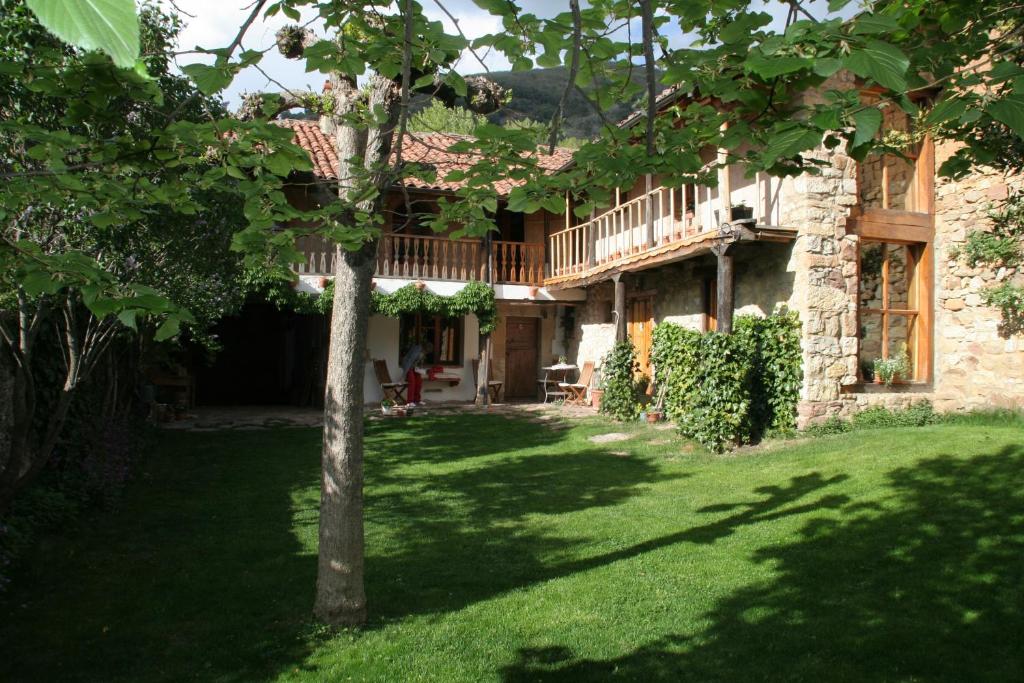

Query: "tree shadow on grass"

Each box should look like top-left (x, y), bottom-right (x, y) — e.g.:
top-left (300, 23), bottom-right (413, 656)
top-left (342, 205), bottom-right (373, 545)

top-left (500, 445), bottom-right (1024, 682)
top-left (363, 412), bottom-right (684, 619)
top-left (361, 415), bottom-right (856, 623)
top-left (0, 428), bottom-right (327, 683)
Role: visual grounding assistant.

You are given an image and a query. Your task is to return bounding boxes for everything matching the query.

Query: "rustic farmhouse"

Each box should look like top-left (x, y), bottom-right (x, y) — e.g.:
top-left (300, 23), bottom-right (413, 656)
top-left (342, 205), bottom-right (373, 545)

top-left (204, 74), bottom-right (1023, 422)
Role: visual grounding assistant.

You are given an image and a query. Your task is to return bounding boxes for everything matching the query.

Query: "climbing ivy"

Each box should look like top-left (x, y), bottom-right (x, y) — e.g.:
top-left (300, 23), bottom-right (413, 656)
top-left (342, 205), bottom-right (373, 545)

top-left (960, 192), bottom-right (1024, 334)
top-left (650, 311), bottom-right (802, 452)
top-left (599, 341), bottom-right (642, 422)
top-left (314, 280), bottom-right (498, 334)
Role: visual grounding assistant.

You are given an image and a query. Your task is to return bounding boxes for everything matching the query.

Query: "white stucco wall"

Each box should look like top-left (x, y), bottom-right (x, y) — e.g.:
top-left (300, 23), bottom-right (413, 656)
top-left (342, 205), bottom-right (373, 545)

top-left (362, 313), bottom-right (480, 404)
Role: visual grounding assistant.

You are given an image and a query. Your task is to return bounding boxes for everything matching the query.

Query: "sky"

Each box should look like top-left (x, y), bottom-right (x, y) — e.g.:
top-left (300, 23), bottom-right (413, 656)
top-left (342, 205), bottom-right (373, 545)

top-left (160, 0), bottom-right (853, 110)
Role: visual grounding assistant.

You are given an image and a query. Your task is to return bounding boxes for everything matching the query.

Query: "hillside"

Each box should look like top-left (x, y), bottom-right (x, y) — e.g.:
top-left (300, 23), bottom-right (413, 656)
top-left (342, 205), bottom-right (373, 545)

top-left (476, 65), bottom-right (663, 140)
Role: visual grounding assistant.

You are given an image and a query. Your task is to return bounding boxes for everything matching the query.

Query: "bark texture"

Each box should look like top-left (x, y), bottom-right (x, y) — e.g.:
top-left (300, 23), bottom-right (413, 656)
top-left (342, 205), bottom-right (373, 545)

top-left (314, 74), bottom-right (400, 626)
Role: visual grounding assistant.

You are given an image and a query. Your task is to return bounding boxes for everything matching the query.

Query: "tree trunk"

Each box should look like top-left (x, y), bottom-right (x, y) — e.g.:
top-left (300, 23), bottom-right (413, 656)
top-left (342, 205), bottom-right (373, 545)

top-left (314, 244), bottom-right (375, 625)
top-left (314, 74), bottom-right (400, 626)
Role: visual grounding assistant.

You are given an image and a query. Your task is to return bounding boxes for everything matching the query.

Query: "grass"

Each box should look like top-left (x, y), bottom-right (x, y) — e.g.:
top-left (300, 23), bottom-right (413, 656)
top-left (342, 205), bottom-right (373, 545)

top-left (2, 412), bottom-right (1022, 682)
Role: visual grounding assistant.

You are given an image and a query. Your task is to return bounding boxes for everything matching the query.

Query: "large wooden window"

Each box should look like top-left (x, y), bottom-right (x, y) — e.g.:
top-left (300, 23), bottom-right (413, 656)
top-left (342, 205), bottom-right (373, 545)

top-left (399, 313), bottom-right (463, 366)
top-left (858, 241), bottom-right (930, 382)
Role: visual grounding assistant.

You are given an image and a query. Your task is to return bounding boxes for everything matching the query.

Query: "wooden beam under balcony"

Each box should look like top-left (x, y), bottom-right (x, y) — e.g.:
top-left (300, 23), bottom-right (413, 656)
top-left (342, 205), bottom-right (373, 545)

top-left (544, 223), bottom-right (796, 291)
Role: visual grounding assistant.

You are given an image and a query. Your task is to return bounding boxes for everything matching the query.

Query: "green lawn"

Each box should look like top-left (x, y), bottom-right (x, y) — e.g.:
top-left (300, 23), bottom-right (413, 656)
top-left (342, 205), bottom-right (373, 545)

top-left (2, 412), bottom-right (1022, 682)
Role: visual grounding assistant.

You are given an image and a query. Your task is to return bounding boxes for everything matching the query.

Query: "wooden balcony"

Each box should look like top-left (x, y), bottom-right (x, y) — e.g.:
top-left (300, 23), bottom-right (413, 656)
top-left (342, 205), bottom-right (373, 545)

top-left (293, 234), bottom-right (544, 286)
top-left (545, 179), bottom-right (790, 287)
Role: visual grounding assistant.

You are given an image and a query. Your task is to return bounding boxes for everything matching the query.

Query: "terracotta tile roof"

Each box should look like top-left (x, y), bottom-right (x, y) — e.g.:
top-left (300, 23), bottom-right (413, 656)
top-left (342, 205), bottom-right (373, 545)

top-left (275, 118), bottom-right (574, 196)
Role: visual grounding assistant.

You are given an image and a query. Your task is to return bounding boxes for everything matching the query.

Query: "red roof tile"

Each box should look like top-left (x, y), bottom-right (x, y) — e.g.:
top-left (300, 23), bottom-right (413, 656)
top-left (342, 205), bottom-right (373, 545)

top-left (275, 118), bottom-right (574, 196)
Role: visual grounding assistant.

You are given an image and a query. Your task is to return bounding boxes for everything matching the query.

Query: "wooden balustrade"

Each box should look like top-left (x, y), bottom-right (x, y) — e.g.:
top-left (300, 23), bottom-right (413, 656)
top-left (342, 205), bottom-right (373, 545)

top-left (547, 183), bottom-right (717, 279)
top-left (492, 240), bottom-right (544, 285)
top-left (294, 233), bottom-right (545, 286)
top-left (376, 233), bottom-right (485, 281)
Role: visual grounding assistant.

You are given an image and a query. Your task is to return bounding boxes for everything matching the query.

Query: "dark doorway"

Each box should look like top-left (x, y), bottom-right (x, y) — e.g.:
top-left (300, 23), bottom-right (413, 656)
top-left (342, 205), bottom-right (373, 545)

top-left (504, 316), bottom-right (539, 400)
top-left (194, 302), bottom-right (328, 406)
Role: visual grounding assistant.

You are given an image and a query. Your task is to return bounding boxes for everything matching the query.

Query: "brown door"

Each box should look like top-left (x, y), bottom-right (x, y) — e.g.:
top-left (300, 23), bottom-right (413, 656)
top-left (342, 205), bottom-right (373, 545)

top-left (628, 297), bottom-right (654, 378)
top-left (505, 317), bottom-right (538, 399)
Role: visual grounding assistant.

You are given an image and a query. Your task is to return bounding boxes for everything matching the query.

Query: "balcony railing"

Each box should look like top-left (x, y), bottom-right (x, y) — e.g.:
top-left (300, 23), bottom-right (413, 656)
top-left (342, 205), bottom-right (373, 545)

top-left (548, 186), bottom-right (705, 279)
top-left (293, 234), bottom-right (544, 285)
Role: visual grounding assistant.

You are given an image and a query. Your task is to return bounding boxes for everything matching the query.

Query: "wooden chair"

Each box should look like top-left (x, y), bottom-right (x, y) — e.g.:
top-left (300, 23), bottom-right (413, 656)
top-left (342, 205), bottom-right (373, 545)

top-left (471, 358), bottom-right (503, 402)
top-left (559, 361), bottom-right (595, 406)
top-left (373, 359), bottom-right (408, 404)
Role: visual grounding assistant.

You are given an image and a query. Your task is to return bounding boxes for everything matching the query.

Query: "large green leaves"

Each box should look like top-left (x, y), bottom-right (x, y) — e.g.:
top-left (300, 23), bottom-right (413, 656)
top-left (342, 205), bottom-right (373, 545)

top-left (26, 0), bottom-right (139, 68)
top-left (986, 93), bottom-right (1024, 139)
top-left (844, 40), bottom-right (909, 92)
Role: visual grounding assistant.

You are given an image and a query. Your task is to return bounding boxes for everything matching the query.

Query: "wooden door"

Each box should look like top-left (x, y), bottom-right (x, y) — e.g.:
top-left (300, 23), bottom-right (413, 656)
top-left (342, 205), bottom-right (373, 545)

top-left (505, 317), bottom-right (539, 399)
top-left (628, 297), bottom-right (654, 377)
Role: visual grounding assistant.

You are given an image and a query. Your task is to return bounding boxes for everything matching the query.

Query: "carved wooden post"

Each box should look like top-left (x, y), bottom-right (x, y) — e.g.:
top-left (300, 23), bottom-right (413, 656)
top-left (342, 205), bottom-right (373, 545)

top-left (613, 273), bottom-right (627, 342)
top-left (712, 241), bottom-right (736, 334)
top-left (587, 208), bottom-right (597, 268)
top-left (477, 231), bottom-right (494, 407)
top-left (645, 173), bottom-right (654, 248)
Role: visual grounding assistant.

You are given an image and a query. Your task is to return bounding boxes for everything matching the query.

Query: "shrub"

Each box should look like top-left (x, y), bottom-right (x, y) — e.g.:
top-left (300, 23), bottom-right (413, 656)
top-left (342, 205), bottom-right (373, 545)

top-left (599, 341), bottom-right (642, 422)
top-left (805, 416), bottom-right (853, 437)
top-left (651, 311), bottom-right (802, 452)
top-left (805, 400), bottom-right (939, 437)
top-left (735, 311), bottom-right (802, 438)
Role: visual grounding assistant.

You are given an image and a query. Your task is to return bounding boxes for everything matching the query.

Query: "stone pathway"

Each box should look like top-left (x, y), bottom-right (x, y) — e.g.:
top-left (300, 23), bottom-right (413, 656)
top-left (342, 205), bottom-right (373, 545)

top-left (161, 401), bottom-right (600, 431)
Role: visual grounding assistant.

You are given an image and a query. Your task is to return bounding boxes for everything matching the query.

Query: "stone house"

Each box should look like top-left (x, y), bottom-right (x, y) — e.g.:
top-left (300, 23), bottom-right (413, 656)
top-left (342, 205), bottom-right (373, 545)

top-left (210, 78), bottom-right (1021, 417)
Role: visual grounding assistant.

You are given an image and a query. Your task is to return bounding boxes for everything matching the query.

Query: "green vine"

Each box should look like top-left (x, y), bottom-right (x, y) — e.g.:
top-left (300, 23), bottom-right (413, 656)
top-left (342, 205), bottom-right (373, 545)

top-left (598, 341), bottom-right (642, 422)
top-left (959, 191), bottom-right (1024, 335)
top-left (650, 310), bottom-right (802, 451)
top-left (315, 280), bottom-right (498, 333)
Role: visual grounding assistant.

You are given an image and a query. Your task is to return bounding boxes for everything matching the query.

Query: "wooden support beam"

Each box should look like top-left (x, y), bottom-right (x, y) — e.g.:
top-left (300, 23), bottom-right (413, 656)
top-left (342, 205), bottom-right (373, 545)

top-left (711, 241), bottom-right (736, 334)
top-left (588, 208), bottom-right (597, 267)
top-left (645, 174), bottom-right (655, 248)
top-left (718, 121), bottom-right (731, 224)
top-left (613, 274), bottom-right (627, 342)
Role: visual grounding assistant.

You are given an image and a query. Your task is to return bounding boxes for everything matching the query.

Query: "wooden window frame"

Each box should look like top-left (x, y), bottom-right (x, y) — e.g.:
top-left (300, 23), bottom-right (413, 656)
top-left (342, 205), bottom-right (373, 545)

top-left (854, 222), bottom-right (933, 385)
top-left (856, 90), bottom-right (936, 217)
top-left (399, 313), bottom-right (464, 367)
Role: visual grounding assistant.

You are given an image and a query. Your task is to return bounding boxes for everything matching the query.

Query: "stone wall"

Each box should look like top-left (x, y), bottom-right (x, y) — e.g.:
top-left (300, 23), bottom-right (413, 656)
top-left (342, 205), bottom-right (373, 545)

top-left (915, 142), bottom-right (1024, 411)
top-left (570, 281), bottom-right (616, 369)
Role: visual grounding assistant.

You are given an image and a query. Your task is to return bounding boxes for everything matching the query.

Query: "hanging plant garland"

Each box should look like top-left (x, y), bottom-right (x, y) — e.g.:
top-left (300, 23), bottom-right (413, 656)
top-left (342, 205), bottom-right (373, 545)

top-left (316, 279), bottom-right (498, 334)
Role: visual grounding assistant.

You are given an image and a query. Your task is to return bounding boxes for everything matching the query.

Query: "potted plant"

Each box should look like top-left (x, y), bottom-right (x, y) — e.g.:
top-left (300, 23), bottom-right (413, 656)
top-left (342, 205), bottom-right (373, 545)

top-left (558, 354), bottom-right (568, 365)
top-left (381, 398), bottom-right (395, 415)
top-left (729, 202), bottom-right (754, 221)
top-left (872, 346), bottom-right (910, 386)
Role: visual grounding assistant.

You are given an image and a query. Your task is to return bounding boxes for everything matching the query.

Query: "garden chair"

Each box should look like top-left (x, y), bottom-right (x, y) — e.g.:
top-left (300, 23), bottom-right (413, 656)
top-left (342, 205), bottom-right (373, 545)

top-left (373, 359), bottom-right (408, 404)
top-left (471, 358), bottom-right (503, 402)
top-left (559, 361), bottom-right (594, 406)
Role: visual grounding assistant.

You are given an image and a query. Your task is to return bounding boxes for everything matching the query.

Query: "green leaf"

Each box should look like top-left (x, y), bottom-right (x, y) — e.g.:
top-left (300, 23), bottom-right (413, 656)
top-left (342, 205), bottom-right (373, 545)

top-left (986, 93), bottom-right (1024, 138)
top-left (181, 63), bottom-right (233, 95)
top-left (117, 309), bottom-right (137, 330)
top-left (745, 51), bottom-right (812, 79)
top-left (26, 0), bottom-right (139, 69)
top-left (812, 58), bottom-right (842, 78)
top-left (154, 317), bottom-right (180, 342)
top-left (850, 14), bottom-right (902, 35)
top-left (844, 40), bottom-right (909, 92)
top-left (852, 107), bottom-right (883, 148)
top-left (762, 125), bottom-right (822, 163)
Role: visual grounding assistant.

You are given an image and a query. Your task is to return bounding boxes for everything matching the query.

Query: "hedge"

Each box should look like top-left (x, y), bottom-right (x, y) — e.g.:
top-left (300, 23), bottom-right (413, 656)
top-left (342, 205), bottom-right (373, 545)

top-left (650, 310), bottom-right (802, 451)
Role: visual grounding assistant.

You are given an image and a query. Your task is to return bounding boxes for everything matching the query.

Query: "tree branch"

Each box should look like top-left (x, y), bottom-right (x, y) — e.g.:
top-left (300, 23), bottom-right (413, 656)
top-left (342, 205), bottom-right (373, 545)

top-left (549, 0), bottom-right (583, 153)
top-left (639, 0), bottom-right (658, 156)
